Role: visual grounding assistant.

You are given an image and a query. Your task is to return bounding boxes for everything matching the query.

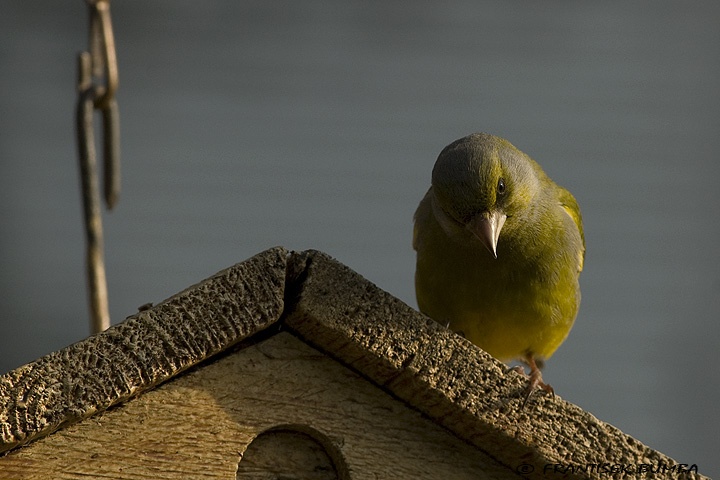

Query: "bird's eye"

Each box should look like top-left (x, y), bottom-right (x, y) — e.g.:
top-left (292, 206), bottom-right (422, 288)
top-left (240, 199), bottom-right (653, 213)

top-left (497, 178), bottom-right (506, 196)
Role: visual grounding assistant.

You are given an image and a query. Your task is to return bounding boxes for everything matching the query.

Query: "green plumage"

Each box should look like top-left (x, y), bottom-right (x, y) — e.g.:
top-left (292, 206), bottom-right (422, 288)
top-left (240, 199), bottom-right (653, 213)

top-left (413, 133), bottom-right (585, 365)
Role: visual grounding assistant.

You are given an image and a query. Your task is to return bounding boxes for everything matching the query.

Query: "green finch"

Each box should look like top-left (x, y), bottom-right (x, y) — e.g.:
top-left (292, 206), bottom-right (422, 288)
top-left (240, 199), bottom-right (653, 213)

top-left (413, 133), bottom-right (584, 399)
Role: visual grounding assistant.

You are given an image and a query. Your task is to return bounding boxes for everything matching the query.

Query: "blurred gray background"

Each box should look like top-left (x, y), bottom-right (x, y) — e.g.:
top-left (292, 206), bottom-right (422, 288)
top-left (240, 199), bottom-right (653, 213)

top-left (1, 1), bottom-right (718, 476)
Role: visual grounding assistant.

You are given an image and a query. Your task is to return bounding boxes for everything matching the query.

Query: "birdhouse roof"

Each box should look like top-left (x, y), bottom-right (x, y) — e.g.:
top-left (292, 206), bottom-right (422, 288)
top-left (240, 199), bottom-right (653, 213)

top-left (0, 247), bottom-right (705, 479)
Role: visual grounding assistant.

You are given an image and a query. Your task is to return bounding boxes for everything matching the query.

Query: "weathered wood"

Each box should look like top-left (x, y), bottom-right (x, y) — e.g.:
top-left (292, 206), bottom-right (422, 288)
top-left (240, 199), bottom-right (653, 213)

top-left (0, 247), bottom-right (288, 454)
top-left (0, 333), bottom-right (512, 479)
top-left (0, 246), bottom-right (707, 479)
top-left (284, 249), bottom-right (706, 480)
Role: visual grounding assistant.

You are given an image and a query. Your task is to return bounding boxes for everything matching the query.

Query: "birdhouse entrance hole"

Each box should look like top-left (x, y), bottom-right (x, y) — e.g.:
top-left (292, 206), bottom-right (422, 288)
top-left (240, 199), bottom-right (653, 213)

top-left (236, 424), bottom-right (349, 480)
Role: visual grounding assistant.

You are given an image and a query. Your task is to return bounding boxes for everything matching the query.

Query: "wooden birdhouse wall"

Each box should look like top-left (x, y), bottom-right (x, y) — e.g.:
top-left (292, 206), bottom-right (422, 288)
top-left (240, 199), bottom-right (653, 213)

top-left (0, 333), bottom-right (509, 479)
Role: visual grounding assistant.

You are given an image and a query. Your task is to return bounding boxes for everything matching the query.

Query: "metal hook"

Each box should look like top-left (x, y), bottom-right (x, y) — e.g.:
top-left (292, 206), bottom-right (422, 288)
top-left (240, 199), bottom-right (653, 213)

top-left (75, 0), bottom-right (120, 333)
top-left (77, 53), bottom-right (110, 333)
top-left (83, 0), bottom-right (120, 210)
top-left (102, 99), bottom-right (120, 209)
top-left (87, 0), bottom-right (118, 110)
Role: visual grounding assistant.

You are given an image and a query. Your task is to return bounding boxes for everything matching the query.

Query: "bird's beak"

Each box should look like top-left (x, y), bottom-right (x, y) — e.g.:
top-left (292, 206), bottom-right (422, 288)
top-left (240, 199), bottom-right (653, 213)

top-left (467, 210), bottom-right (507, 258)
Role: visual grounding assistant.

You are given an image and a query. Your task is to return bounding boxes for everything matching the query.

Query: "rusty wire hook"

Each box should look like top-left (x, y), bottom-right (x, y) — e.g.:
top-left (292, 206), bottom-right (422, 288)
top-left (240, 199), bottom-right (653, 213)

top-left (87, 0), bottom-right (118, 110)
top-left (76, 0), bottom-right (120, 333)
top-left (82, 0), bottom-right (120, 209)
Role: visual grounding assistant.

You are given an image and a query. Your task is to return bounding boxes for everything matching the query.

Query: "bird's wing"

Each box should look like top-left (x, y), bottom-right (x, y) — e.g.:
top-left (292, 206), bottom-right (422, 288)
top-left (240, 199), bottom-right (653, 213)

top-left (558, 187), bottom-right (585, 273)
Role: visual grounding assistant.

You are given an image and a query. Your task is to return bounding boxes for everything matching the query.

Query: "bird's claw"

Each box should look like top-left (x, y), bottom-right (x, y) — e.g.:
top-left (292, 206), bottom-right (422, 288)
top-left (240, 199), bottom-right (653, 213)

top-left (519, 355), bottom-right (554, 408)
top-left (522, 372), bottom-right (554, 407)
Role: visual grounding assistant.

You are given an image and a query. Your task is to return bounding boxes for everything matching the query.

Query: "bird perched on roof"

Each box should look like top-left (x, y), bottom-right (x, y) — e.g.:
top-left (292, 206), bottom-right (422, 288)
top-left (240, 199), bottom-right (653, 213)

top-left (413, 133), bottom-right (584, 402)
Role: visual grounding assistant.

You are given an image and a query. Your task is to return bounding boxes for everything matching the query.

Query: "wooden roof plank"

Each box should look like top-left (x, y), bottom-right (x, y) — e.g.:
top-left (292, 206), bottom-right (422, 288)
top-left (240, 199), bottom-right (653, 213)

top-left (0, 246), bottom-right (288, 453)
top-left (284, 249), bottom-right (705, 480)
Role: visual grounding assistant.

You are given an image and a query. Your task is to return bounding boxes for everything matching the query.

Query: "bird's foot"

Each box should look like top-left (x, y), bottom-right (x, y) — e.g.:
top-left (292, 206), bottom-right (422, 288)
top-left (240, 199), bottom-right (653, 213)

top-left (521, 355), bottom-right (554, 407)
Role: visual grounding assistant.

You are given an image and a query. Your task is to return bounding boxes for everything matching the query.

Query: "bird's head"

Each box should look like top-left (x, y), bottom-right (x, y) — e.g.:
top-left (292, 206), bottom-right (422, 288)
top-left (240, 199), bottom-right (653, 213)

top-left (430, 133), bottom-right (540, 258)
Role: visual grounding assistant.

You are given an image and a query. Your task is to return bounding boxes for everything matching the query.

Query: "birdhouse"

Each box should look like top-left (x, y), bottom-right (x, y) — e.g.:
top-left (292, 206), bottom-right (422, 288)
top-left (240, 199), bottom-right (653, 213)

top-left (0, 248), bottom-right (705, 479)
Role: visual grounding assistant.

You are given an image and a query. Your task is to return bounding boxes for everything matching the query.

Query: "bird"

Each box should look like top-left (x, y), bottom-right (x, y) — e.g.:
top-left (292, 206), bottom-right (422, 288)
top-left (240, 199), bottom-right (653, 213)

top-left (413, 133), bottom-right (584, 402)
